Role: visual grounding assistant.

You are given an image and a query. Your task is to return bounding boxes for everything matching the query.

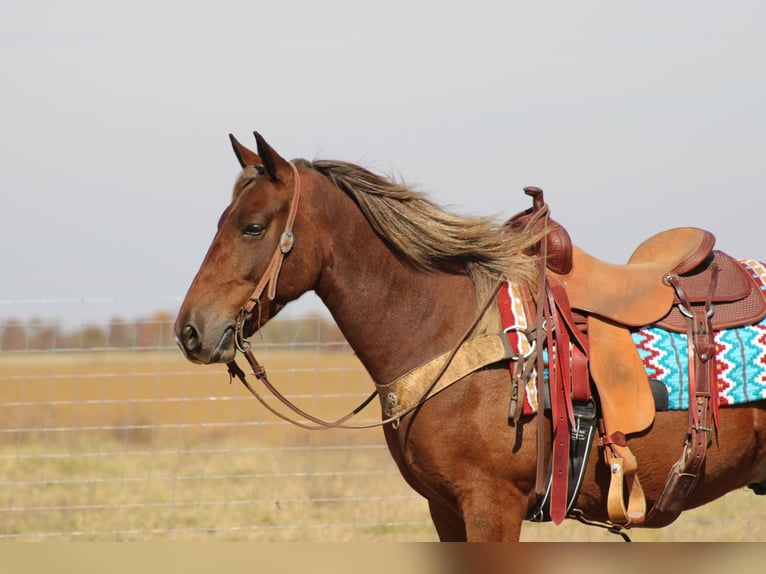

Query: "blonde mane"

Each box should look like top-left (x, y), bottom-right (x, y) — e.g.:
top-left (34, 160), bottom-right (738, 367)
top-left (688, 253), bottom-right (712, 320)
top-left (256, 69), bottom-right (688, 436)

top-left (306, 159), bottom-right (544, 332)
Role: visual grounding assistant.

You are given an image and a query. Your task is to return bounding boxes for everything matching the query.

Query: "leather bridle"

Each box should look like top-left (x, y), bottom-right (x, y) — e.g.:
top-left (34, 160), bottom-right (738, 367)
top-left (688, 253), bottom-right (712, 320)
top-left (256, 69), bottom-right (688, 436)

top-left (234, 160), bottom-right (302, 349)
top-left (227, 161), bottom-right (384, 430)
top-left (226, 161), bottom-right (505, 430)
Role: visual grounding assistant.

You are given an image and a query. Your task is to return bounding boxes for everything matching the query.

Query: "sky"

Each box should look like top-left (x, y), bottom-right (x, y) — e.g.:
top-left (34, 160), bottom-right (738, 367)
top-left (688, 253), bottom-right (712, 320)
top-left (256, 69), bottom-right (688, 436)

top-left (1, 1), bottom-right (765, 327)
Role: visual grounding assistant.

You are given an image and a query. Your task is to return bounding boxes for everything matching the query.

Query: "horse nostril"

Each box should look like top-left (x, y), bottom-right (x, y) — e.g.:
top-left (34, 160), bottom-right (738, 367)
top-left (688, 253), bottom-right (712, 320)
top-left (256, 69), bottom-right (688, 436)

top-left (181, 324), bottom-right (201, 353)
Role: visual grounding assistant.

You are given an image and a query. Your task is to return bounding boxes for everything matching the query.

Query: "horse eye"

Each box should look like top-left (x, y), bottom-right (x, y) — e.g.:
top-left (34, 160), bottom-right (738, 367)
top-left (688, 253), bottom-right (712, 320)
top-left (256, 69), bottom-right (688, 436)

top-left (242, 223), bottom-right (266, 237)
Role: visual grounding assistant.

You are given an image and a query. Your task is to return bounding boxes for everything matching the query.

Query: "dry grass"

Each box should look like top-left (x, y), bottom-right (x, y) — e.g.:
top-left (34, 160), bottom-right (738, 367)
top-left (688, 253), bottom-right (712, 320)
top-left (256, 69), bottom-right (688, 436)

top-left (0, 347), bottom-right (433, 541)
top-left (0, 438), bottom-right (433, 541)
top-left (1, 348), bottom-right (764, 541)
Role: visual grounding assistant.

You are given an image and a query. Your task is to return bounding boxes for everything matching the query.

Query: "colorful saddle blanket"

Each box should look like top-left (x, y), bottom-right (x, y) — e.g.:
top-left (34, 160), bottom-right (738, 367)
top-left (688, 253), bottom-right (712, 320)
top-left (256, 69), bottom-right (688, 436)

top-left (633, 320), bottom-right (766, 410)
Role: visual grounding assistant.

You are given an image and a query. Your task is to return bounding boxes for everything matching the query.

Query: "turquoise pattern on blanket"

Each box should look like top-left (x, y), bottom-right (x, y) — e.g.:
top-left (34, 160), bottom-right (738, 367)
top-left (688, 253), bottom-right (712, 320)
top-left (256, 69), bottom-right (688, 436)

top-left (631, 318), bottom-right (766, 411)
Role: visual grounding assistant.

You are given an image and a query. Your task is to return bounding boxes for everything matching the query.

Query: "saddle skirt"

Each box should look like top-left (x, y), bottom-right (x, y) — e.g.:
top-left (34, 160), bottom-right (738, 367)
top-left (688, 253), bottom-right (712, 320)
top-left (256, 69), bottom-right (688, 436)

top-left (634, 259), bottom-right (766, 410)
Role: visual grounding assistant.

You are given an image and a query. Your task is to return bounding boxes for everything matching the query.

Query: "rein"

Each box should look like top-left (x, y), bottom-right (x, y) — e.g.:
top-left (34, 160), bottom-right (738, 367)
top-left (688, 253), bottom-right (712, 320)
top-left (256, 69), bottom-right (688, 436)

top-left (225, 161), bottom-right (504, 430)
top-left (229, 281), bottom-right (503, 430)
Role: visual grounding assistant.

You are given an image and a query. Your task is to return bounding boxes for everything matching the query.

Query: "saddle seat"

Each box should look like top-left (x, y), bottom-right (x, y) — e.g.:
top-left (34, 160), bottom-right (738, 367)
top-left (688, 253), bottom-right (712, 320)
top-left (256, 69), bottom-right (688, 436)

top-left (551, 227), bottom-right (715, 327)
top-left (509, 185), bottom-right (717, 324)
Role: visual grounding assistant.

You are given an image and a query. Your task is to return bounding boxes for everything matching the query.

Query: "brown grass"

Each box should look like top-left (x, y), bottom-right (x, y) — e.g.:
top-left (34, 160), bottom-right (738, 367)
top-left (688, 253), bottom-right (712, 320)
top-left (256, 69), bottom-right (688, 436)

top-left (1, 349), bottom-right (764, 541)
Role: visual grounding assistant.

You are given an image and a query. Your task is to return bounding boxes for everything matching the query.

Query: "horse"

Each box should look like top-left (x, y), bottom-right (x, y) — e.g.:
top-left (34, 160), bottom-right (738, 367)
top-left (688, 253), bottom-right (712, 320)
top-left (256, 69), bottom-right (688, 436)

top-left (174, 132), bottom-right (766, 541)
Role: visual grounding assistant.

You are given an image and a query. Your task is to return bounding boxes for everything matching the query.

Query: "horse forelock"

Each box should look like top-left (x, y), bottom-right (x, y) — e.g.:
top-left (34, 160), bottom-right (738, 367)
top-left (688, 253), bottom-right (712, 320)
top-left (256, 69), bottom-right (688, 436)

top-left (231, 166), bottom-right (264, 200)
top-left (231, 160), bottom-right (313, 201)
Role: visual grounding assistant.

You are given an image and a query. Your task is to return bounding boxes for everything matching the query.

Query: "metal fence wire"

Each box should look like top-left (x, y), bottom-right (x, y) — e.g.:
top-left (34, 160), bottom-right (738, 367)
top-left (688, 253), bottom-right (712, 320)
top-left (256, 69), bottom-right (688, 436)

top-left (1, 298), bottom-right (764, 542)
top-left (0, 299), bottom-right (432, 541)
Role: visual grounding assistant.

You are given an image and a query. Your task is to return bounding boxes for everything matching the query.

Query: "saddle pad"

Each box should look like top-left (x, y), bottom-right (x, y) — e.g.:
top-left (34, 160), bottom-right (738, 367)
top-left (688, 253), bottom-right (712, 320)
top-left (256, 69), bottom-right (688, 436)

top-left (633, 259), bottom-right (766, 410)
top-left (499, 282), bottom-right (540, 415)
top-left (500, 283), bottom-right (577, 416)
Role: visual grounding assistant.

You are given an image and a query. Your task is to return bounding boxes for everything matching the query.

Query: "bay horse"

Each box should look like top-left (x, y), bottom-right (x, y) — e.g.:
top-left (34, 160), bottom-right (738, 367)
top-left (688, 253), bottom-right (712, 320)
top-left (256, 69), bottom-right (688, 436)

top-left (174, 132), bottom-right (766, 541)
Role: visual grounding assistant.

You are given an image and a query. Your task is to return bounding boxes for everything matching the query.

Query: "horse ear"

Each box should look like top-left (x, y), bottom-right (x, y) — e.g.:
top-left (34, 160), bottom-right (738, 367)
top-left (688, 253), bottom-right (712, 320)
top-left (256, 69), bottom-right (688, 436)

top-left (229, 134), bottom-right (260, 168)
top-left (253, 131), bottom-right (290, 182)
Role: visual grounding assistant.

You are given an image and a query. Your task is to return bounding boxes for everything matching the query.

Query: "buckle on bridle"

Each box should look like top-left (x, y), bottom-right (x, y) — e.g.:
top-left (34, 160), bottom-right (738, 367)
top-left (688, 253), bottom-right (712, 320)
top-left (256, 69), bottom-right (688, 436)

top-left (234, 305), bottom-right (255, 353)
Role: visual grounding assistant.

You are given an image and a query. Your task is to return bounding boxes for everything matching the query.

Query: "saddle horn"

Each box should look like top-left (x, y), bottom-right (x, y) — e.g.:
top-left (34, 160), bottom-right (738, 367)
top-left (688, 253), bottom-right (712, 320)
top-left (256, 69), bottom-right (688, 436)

top-left (508, 186), bottom-right (573, 275)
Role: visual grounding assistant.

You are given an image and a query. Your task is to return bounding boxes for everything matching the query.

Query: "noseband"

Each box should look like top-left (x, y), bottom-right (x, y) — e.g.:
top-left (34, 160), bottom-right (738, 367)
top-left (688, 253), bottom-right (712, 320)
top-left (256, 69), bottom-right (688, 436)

top-left (233, 161), bottom-right (301, 353)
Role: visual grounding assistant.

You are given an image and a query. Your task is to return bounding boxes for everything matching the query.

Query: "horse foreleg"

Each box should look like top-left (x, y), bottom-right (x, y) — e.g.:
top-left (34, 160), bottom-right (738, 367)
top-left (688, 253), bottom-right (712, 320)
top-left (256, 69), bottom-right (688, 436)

top-left (458, 485), bottom-right (527, 542)
top-left (428, 499), bottom-right (467, 541)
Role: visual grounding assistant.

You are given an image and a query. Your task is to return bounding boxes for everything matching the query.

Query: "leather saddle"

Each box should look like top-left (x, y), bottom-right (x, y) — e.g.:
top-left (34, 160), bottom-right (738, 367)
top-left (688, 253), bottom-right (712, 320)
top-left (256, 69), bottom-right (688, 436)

top-left (509, 186), bottom-right (766, 526)
top-left (523, 212), bottom-right (766, 434)
top-left (506, 188), bottom-right (762, 329)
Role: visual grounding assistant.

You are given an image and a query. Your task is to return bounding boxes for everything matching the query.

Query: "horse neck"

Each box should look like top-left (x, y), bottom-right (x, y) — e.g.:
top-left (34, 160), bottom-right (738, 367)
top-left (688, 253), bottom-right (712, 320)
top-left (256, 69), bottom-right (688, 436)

top-left (310, 185), bottom-right (479, 385)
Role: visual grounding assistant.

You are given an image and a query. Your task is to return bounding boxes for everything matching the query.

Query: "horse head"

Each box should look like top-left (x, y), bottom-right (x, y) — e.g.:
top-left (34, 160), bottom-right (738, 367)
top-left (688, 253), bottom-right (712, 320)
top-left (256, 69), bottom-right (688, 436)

top-left (174, 133), bottom-right (321, 364)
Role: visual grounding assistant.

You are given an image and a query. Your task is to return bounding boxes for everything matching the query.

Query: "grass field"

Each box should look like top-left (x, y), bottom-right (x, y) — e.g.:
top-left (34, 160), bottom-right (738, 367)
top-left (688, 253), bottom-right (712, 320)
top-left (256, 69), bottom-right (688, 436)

top-left (1, 347), bottom-right (764, 541)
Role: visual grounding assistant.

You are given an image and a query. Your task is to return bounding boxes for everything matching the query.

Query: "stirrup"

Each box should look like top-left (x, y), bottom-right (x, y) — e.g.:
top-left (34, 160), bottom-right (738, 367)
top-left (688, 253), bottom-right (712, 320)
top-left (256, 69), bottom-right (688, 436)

top-left (605, 444), bottom-right (646, 525)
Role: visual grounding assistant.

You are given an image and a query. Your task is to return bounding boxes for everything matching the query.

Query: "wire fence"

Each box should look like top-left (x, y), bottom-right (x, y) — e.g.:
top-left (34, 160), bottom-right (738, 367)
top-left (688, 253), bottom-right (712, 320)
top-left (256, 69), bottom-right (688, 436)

top-left (2, 298), bottom-right (765, 542)
top-left (0, 298), bottom-right (433, 541)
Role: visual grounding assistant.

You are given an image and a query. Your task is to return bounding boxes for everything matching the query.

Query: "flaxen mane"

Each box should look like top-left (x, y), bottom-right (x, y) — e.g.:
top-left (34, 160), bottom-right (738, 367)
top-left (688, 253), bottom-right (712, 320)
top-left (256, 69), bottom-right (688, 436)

top-left (304, 159), bottom-right (544, 331)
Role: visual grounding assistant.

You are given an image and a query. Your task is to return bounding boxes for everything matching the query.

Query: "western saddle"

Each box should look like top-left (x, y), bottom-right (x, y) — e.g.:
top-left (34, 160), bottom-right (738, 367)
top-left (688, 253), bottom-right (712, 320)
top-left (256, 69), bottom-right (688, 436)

top-left (510, 186), bottom-right (766, 529)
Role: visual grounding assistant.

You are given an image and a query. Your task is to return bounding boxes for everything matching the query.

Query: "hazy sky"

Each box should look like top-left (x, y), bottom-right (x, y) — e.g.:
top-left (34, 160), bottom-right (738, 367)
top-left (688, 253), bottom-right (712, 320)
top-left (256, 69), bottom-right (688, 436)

top-left (2, 1), bottom-right (765, 325)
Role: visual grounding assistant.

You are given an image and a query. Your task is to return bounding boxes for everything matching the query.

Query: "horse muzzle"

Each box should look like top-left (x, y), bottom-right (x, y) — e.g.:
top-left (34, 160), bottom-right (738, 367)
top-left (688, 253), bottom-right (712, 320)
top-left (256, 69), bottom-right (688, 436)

top-left (175, 320), bottom-right (237, 364)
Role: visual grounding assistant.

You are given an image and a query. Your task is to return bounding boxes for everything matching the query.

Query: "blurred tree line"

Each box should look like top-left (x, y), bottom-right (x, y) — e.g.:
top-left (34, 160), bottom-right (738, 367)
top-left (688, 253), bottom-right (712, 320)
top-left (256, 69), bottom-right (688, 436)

top-left (0, 311), bottom-right (345, 352)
